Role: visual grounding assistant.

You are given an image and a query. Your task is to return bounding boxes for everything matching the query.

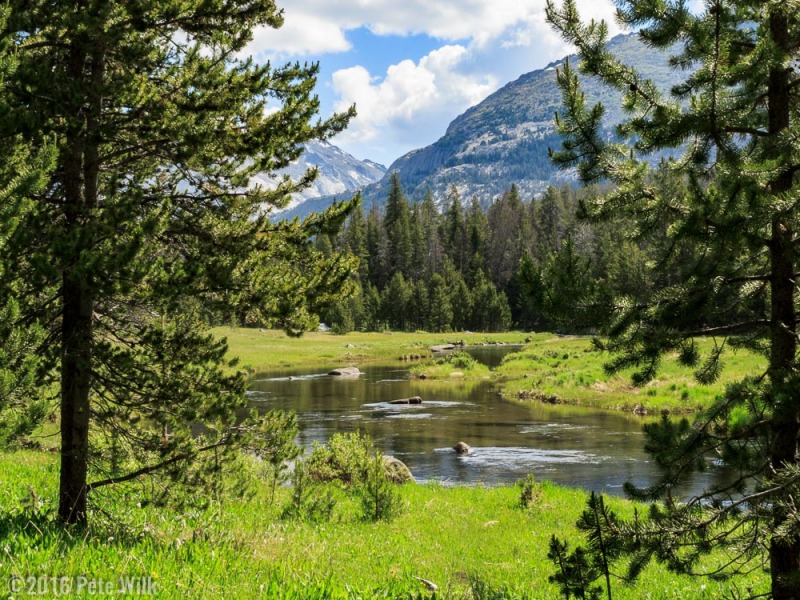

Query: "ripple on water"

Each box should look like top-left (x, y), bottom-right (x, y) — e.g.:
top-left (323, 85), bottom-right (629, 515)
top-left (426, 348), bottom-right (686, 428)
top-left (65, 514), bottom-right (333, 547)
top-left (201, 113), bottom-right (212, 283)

top-left (385, 413), bottom-right (434, 420)
top-left (434, 446), bottom-right (601, 468)
top-left (518, 423), bottom-right (598, 436)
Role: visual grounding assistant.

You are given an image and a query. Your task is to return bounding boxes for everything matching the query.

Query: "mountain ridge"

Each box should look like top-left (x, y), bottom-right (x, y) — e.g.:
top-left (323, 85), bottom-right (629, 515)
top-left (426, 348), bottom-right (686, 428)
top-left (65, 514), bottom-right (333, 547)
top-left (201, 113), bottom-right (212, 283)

top-left (281, 33), bottom-right (683, 218)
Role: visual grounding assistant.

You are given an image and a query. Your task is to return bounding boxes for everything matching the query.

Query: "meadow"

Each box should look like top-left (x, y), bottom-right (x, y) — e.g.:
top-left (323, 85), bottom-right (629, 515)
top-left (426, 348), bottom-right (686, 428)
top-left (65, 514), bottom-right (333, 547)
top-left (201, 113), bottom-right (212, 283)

top-left (1, 450), bottom-right (767, 599)
top-left (0, 329), bottom-right (770, 598)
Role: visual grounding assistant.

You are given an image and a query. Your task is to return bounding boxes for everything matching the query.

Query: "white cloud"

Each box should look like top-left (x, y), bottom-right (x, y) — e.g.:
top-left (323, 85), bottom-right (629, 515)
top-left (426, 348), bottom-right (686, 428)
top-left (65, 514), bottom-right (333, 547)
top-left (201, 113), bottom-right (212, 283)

top-left (247, 0), bottom-right (618, 57)
top-left (246, 10), bottom-right (351, 58)
top-left (246, 0), bottom-right (621, 164)
top-left (331, 45), bottom-right (496, 148)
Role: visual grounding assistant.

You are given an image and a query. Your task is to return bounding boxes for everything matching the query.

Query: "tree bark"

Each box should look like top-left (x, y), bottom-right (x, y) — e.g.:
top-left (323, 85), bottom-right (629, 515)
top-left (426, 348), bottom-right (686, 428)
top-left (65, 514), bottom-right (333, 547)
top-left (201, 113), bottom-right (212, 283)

top-left (58, 38), bottom-right (103, 526)
top-left (767, 10), bottom-right (800, 599)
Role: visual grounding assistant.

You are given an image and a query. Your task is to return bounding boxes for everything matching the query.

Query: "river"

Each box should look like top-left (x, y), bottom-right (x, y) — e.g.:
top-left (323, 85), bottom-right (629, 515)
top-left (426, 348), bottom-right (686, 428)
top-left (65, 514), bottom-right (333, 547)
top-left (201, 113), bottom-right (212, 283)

top-left (247, 346), bottom-right (730, 497)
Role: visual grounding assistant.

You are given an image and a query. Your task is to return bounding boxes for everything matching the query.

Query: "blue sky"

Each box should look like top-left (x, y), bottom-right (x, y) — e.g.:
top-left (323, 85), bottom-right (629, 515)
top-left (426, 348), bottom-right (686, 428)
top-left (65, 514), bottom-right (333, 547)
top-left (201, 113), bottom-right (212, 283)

top-left (244, 1), bottom-right (622, 167)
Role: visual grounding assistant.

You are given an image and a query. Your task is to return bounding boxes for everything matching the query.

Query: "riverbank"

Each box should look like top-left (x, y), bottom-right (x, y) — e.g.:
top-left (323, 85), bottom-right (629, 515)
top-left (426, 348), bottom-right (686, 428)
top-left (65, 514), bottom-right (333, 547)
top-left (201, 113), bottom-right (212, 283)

top-left (494, 334), bottom-right (765, 414)
top-left (218, 328), bottom-right (764, 414)
top-left (1, 450), bottom-right (766, 598)
top-left (213, 327), bottom-right (528, 373)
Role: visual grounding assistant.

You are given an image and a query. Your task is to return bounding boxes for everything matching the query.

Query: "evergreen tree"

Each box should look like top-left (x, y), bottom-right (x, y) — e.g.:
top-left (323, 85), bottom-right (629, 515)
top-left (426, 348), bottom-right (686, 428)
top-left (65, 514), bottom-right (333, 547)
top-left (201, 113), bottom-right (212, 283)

top-left (366, 205), bottom-right (387, 289)
top-left (419, 190), bottom-right (445, 278)
top-left (383, 172), bottom-right (413, 278)
top-left (381, 273), bottom-right (412, 331)
top-left (341, 205), bottom-right (369, 286)
top-left (466, 196), bottom-right (490, 284)
top-left (442, 185), bottom-right (468, 274)
top-left (0, 8), bottom-right (55, 447)
top-left (547, 1), bottom-right (800, 596)
top-left (427, 274), bottom-right (454, 333)
top-left (3, 1), bottom-right (355, 524)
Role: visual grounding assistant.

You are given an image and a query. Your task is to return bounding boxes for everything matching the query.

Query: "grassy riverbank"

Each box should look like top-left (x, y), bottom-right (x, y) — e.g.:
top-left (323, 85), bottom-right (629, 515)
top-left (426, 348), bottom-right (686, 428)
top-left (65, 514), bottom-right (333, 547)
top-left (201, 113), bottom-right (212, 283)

top-left (1, 450), bottom-right (766, 599)
top-left (213, 327), bottom-right (527, 373)
top-left (495, 334), bottom-right (765, 414)
top-left (217, 328), bottom-right (765, 414)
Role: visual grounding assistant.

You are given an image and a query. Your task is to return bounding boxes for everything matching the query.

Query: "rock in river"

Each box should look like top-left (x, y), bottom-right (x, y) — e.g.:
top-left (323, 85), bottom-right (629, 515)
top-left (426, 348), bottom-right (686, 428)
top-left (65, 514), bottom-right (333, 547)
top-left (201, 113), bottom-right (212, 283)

top-left (383, 455), bottom-right (415, 483)
top-left (328, 366), bottom-right (361, 377)
top-left (430, 344), bottom-right (455, 353)
top-left (389, 396), bottom-right (423, 405)
top-left (453, 441), bottom-right (471, 455)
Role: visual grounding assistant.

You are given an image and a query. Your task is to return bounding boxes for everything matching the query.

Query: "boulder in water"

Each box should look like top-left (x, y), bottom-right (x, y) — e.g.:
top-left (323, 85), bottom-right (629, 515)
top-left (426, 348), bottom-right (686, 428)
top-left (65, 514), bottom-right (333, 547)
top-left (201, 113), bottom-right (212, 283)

top-left (328, 366), bottom-right (361, 377)
top-left (383, 456), bottom-right (414, 483)
top-left (389, 396), bottom-right (423, 405)
top-left (453, 441), bottom-right (471, 455)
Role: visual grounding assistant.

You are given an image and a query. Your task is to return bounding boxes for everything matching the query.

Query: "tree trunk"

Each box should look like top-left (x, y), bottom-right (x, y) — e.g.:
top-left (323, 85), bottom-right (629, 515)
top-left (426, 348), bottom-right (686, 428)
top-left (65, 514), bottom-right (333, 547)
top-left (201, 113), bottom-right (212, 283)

top-left (58, 38), bottom-right (102, 526)
top-left (58, 276), bottom-right (93, 525)
top-left (767, 10), bottom-right (800, 599)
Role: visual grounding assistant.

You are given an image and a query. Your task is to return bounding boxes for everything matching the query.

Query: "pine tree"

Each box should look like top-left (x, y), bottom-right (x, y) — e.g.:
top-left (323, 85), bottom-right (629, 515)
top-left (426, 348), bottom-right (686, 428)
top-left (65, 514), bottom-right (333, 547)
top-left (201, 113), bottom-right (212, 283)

top-left (0, 7), bottom-right (56, 447)
top-left (3, 1), bottom-right (355, 525)
top-left (419, 190), bottom-right (445, 278)
top-left (442, 185), bottom-right (468, 274)
top-left (383, 172), bottom-right (413, 278)
top-left (547, 1), bottom-right (800, 596)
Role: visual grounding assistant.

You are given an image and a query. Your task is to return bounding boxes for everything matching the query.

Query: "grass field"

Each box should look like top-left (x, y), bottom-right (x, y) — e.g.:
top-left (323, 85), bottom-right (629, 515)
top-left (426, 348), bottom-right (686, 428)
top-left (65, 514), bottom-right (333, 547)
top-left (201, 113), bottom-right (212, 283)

top-left (0, 451), bottom-right (767, 599)
top-left (212, 327), bottom-right (529, 373)
top-left (2, 329), bottom-right (771, 598)
top-left (494, 334), bottom-right (766, 414)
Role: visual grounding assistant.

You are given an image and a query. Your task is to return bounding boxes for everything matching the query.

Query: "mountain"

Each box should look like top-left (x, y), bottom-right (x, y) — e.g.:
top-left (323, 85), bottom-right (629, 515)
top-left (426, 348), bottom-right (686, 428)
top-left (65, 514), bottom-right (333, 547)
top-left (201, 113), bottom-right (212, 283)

top-left (255, 140), bottom-right (385, 214)
top-left (281, 33), bottom-right (683, 219)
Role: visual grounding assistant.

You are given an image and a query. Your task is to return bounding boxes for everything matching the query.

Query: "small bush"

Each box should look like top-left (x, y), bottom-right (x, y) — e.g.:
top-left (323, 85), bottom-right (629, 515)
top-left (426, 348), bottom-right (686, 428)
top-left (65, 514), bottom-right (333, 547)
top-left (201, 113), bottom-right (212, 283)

top-left (517, 474), bottom-right (541, 509)
top-left (281, 461), bottom-right (336, 522)
top-left (357, 451), bottom-right (402, 522)
top-left (435, 350), bottom-right (477, 369)
top-left (305, 431), bottom-right (372, 485)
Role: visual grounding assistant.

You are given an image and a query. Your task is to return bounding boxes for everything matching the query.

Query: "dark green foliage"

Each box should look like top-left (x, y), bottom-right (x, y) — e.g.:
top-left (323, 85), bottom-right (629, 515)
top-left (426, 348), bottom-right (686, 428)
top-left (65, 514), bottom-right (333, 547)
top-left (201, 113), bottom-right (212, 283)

top-left (546, 0), bottom-right (800, 596)
top-left (304, 431), bottom-right (372, 486)
top-left (517, 474), bottom-right (541, 509)
top-left (435, 351), bottom-right (477, 370)
top-left (548, 535), bottom-right (603, 600)
top-left (357, 450), bottom-right (402, 522)
top-left (281, 460), bottom-right (337, 523)
top-left (247, 410), bottom-right (302, 504)
top-left (549, 493), bottom-right (627, 600)
top-left (0, 0), bottom-right (357, 524)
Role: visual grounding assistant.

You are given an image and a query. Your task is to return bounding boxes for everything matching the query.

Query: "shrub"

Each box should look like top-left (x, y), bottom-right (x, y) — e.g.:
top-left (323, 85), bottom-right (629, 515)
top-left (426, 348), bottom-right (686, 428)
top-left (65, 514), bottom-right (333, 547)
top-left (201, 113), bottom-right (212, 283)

top-left (517, 474), bottom-right (541, 509)
top-left (281, 461), bottom-right (336, 522)
top-left (434, 350), bottom-right (476, 370)
top-left (305, 431), bottom-right (372, 485)
top-left (357, 451), bottom-right (402, 522)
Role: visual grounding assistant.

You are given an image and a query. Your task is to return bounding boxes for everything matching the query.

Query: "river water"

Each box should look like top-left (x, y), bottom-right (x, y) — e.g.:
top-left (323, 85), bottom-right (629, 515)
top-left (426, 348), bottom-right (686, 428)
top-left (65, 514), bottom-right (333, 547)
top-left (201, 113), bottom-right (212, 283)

top-left (247, 346), bottom-right (729, 497)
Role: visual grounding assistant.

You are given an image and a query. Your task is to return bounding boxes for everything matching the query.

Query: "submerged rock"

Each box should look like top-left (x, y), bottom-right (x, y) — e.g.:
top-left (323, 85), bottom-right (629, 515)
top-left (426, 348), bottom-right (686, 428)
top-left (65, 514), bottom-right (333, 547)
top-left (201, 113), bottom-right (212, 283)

top-left (383, 455), bottom-right (415, 483)
top-left (328, 366), bottom-right (361, 377)
top-left (389, 396), bottom-right (423, 405)
top-left (430, 344), bottom-right (455, 353)
top-left (453, 441), bottom-right (471, 455)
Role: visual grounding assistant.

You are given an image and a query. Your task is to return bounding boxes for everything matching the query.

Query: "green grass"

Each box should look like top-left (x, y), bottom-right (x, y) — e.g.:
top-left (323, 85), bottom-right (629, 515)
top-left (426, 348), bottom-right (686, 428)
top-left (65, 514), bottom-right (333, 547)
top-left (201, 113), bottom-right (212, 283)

top-left (213, 327), bottom-right (528, 374)
top-left (495, 334), bottom-right (765, 414)
top-left (0, 451), bottom-right (767, 599)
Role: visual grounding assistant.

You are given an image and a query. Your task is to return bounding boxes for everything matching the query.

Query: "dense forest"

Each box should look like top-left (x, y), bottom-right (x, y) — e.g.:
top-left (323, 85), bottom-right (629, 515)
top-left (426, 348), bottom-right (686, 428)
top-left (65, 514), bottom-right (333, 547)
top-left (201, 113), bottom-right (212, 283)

top-left (317, 167), bottom-right (688, 335)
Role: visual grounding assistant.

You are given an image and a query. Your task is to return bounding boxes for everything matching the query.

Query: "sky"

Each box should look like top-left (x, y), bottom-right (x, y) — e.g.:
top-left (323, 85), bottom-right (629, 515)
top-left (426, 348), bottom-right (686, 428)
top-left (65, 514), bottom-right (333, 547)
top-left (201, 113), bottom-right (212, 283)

top-left (243, 1), bottom-right (624, 167)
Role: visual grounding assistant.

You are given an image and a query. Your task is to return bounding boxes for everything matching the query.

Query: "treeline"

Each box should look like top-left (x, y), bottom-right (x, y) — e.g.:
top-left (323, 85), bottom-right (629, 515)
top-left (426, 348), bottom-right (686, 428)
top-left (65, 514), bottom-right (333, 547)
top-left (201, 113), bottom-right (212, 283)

top-left (318, 166), bottom-right (690, 334)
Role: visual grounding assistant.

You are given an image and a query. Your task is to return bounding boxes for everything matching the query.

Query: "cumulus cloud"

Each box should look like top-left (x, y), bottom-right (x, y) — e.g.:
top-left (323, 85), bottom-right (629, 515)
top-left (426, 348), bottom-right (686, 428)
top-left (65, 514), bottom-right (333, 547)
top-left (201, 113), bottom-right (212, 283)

top-left (248, 0), bottom-right (618, 57)
top-left (245, 0), bottom-right (621, 164)
top-left (331, 45), bottom-right (496, 147)
top-left (246, 10), bottom-right (351, 58)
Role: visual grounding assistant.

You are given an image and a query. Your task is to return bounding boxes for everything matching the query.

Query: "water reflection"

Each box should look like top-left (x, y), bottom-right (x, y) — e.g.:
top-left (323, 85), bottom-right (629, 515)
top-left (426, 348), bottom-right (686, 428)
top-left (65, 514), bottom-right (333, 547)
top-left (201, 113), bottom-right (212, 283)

top-left (247, 346), bottom-right (731, 497)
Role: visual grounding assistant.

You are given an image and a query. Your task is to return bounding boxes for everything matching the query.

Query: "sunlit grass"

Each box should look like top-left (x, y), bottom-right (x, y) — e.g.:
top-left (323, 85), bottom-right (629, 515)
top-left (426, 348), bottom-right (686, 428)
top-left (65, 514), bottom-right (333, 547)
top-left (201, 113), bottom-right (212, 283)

top-left (213, 327), bottom-right (529, 374)
top-left (1, 450), bottom-right (767, 599)
top-left (496, 335), bottom-right (765, 413)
